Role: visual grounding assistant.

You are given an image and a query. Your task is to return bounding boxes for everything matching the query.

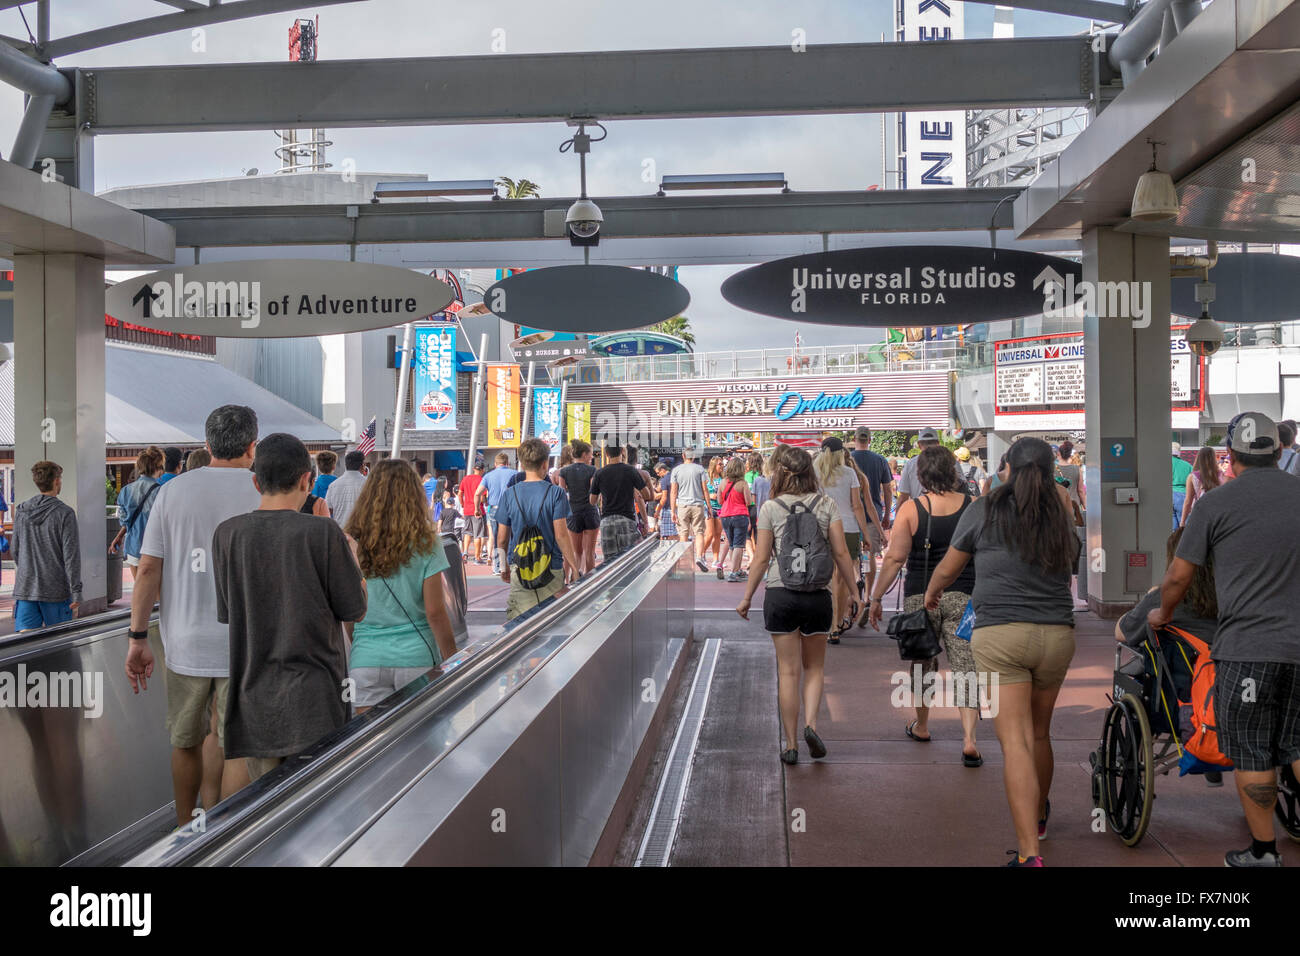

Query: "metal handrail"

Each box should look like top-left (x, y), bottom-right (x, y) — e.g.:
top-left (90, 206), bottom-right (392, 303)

top-left (120, 535), bottom-right (666, 867)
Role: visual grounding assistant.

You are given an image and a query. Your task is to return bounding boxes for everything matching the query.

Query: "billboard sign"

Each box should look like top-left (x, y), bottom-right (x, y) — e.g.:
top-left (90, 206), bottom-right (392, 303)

top-left (567, 402), bottom-right (591, 444)
top-left (993, 330), bottom-right (1204, 430)
top-left (412, 325), bottom-right (458, 431)
top-left (900, 0), bottom-right (966, 190)
top-left (533, 387), bottom-right (563, 454)
top-left (486, 364), bottom-right (521, 447)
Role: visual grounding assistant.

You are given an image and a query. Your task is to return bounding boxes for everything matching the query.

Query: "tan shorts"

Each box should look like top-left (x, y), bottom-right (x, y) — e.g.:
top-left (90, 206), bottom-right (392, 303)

top-left (971, 622), bottom-right (1075, 690)
top-left (677, 503), bottom-right (707, 539)
top-left (865, 524), bottom-right (885, 556)
top-left (506, 568), bottom-right (565, 621)
top-left (165, 669), bottom-right (230, 750)
top-left (245, 756), bottom-right (284, 781)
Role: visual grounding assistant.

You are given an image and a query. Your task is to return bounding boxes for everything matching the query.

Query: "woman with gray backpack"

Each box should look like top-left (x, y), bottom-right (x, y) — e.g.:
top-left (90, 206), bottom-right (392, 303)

top-left (736, 444), bottom-right (860, 765)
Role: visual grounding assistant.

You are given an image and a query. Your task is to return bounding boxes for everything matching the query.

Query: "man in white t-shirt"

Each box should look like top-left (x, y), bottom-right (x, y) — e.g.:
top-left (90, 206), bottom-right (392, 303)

top-left (124, 405), bottom-right (262, 826)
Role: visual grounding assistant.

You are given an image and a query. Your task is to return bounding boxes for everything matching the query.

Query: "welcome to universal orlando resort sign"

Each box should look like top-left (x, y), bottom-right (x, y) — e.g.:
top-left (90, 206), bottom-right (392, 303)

top-left (105, 260), bottom-right (457, 337)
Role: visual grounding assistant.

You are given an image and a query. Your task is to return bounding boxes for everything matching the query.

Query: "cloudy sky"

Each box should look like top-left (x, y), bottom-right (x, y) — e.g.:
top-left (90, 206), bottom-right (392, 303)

top-left (0, 0), bottom-right (1089, 353)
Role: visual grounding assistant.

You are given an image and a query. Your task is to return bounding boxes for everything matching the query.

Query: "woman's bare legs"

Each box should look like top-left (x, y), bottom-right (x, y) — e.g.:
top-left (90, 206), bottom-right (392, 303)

top-left (771, 631), bottom-right (803, 751)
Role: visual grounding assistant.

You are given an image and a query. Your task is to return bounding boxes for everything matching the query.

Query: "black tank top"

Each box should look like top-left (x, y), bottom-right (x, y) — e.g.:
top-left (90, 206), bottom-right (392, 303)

top-left (903, 494), bottom-right (977, 597)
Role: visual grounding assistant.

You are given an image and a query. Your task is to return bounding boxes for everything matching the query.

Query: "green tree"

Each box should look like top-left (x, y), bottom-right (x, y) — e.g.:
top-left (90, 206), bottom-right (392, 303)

top-left (496, 176), bottom-right (541, 198)
top-left (651, 315), bottom-right (695, 347)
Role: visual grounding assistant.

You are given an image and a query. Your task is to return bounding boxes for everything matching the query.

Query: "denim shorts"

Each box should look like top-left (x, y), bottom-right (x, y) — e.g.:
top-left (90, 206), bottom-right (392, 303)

top-left (721, 515), bottom-right (750, 549)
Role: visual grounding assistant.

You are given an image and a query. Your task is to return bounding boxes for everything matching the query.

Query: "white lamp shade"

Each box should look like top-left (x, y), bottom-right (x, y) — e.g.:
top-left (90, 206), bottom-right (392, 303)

top-left (1131, 169), bottom-right (1179, 221)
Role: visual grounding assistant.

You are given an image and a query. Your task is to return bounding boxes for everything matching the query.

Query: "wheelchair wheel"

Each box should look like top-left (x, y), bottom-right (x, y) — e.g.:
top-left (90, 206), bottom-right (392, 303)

top-left (1099, 696), bottom-right (1155, 846)
top-left (1276, 765), bottom-right (1300, 843)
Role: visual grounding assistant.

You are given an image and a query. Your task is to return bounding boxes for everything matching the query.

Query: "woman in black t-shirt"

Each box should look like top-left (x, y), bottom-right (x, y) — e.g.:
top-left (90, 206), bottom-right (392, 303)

top-left (868, 446), bottom-right (982, 766)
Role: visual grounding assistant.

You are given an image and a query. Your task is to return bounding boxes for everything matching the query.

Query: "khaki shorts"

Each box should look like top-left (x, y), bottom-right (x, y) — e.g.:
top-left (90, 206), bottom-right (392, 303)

top-left (165, 669), bottom-right (230, 750)
top-left (245, 756), bottom-right (284, 782)
top-left (971, 622), bottom-right (1075, 690)
top-left (506, 568), bottom-right (566, 621)
top-left (677, 503), bottom-right (707, 539)
top-left (865, 524), bottom-right (885, 556)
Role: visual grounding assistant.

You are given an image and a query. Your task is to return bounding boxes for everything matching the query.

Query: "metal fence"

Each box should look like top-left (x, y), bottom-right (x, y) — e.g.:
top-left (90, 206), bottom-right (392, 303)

top-left (579, 339), bottom-right (990, 383)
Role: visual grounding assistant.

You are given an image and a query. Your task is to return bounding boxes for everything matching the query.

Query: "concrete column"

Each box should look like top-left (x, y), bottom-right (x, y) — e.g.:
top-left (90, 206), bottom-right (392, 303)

top-left (1082, 228), bottom-right (1171, 617)
top-left (13, 253), bottom-right (108, 614)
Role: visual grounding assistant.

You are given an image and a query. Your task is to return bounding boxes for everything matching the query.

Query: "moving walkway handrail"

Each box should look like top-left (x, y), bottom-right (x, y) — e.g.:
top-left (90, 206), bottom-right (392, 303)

top-left (0, 606), bottom-right (142, 657)
top-left (119, 536), bottom-right (663, 867)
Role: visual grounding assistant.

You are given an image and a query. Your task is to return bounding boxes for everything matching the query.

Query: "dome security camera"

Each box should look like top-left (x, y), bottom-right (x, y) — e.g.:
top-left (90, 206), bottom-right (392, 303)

top-left (566, 198), bottom-right (603, 246)
top-left (1184, 314), bottom-right (1223, 357)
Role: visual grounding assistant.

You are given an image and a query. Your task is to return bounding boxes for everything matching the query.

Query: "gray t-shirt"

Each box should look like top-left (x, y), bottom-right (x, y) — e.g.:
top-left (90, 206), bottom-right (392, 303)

top-left (212, 510), bottom-right (368, 758)
top-left (950, 496), bottom-right (1078, 628)
top-left (757, 493), bottom-right (841, 590)
top-left (1174, 466), bottom-right (1300, 664)
top-left (140, 466), bottom-right (262, 677)
top-left (671, 461), bottom-right (708, 505)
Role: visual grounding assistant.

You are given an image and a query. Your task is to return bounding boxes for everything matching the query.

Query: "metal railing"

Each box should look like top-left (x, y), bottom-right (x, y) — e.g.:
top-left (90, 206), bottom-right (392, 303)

top-left (575, 339), bottom-right (991, 384)
top-left (565, 322), bottom-right (1300, 387)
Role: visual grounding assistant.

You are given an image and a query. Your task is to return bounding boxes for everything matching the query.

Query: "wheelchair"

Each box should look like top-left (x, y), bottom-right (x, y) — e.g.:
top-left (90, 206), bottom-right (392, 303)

top-left (1090, 634), bottom-right (1300, 847)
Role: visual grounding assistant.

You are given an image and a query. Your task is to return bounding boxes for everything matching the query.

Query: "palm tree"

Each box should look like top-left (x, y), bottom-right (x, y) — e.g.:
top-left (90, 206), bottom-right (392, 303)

top-left (652, 315), bottom-right (695, 347)
top-left (496, 176), bottom-right (541, 198)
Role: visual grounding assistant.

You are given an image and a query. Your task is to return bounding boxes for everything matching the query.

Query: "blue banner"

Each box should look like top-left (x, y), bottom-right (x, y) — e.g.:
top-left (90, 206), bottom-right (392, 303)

top-left (413, 325), bottom-right (457, 431)
top-left (533, 386), bottom-right (562, 454)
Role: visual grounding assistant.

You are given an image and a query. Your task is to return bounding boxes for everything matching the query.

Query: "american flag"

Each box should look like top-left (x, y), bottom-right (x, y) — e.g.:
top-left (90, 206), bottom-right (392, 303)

top-left (356, 416), bottom-right (376, 456)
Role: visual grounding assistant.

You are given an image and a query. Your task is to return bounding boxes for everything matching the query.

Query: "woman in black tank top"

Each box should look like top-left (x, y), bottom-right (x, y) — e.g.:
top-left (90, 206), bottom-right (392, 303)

top-left (867, 446), bottom-right (983, 766)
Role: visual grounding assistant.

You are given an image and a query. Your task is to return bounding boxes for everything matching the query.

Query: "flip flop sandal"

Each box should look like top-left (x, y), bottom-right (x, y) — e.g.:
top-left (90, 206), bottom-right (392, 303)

top-left (962, 752), bottom-right (984, 768)
top-left (905, 719), bottom-right (931, 743)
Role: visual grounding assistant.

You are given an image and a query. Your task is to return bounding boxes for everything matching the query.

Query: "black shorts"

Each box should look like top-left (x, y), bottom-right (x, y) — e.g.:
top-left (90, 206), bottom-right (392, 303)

top-left (748, 505), bottom-right (758, 535)
top-left (762, 586), bottom-right (833, 636)
top-left (566, 505), bottom-right (600, 534)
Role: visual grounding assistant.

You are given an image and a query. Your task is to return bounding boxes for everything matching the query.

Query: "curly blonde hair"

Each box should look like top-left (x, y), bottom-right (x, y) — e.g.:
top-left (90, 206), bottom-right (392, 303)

top-left (345, 459), bottom-right (439, 579)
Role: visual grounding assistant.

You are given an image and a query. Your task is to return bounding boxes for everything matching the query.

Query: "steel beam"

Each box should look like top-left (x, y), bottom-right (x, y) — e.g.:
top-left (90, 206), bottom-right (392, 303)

top-left (963, 0), bottom-right (1132, 21)
top-left (78, 37), bottom-right (1094, 134)
top-left (36, 0), bottom-right (363, 58)
top-left (133, 188), bottom-right (1023, 248)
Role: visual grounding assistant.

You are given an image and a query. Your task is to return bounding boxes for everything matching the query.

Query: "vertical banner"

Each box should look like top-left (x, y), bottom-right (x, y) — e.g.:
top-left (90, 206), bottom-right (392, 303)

top-left (566, 402), bottom-right (591, 445)
top-left (412, 325), bottom-right (457, 431)
top-left (533, 386), bottom-right (562, 455)
top-left (900, 0), bottom-right (967, 189)
top-left (487, 364), bottom-right (521, 447)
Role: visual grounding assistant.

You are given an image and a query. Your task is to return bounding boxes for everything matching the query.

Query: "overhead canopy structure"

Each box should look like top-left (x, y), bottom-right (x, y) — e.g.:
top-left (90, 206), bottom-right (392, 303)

top-left (1014, 0), bottom-right (1300, 242)
top-left (0, 345), bottom-right (341, 449)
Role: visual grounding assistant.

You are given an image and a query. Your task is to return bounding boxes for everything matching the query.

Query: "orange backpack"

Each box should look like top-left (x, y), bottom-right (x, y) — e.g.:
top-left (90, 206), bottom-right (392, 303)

top-left (1165, 625), bottom-right (1232, 768)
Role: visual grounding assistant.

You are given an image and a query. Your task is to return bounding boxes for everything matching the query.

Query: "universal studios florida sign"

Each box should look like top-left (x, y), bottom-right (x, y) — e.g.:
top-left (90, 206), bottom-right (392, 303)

top-left (105, 261), bottom-right (457, 337)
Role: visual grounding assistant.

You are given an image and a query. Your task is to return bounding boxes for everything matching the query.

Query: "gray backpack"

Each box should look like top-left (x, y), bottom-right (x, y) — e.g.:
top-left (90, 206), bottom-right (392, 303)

top-left (773, 495), bottom-right (834, 592)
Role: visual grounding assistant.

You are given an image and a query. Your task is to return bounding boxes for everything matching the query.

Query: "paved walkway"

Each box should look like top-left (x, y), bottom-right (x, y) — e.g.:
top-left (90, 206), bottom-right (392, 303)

top-left (660, 588), bottom-right (1254, 867)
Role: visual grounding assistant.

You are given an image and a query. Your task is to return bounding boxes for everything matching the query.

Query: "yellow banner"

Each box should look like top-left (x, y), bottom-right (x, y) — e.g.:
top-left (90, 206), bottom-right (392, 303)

top-left (566, 402), bottom-right (591, 444)
top-left (487, 364), bottom-right (521, 447)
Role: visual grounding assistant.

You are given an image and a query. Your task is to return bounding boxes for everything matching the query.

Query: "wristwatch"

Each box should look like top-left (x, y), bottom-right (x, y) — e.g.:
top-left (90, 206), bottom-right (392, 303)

top-left (128, 628), bottom-right (150, 640)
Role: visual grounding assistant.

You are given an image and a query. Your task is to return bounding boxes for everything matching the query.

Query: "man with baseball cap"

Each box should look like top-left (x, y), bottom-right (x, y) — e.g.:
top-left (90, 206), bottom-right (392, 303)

top-left (895, 428), bottom-right (962, 511)
top-left (1150, 411), bottom-right (1300, 866)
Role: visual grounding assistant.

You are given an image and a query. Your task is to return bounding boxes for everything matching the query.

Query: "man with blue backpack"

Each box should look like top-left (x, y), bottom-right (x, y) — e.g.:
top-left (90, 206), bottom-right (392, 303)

top-left (495, 438), bottom-right (580, 622)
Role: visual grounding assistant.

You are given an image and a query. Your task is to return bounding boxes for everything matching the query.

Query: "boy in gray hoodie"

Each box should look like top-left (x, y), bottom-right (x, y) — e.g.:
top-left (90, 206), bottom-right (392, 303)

top-left (12, 460), bottom-right (82, 631)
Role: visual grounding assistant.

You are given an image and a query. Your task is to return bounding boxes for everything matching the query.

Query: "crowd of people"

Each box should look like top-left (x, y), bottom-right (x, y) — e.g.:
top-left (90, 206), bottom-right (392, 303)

top-left (7, 411), bottom-right (1296, 868)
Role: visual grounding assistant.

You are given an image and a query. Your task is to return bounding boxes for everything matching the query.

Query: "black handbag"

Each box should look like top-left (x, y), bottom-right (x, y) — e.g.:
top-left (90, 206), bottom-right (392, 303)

top-left (886, 497), bottom-right (944, 661)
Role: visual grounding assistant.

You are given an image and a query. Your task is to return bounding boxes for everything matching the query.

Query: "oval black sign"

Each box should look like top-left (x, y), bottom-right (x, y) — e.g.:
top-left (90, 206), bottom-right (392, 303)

top-left (486, 264), bottom-right (690, 333)
top-left (721, 246), bottom-right (1083, 327)
top-left (1171, 253), bottom-right (1300, 324)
